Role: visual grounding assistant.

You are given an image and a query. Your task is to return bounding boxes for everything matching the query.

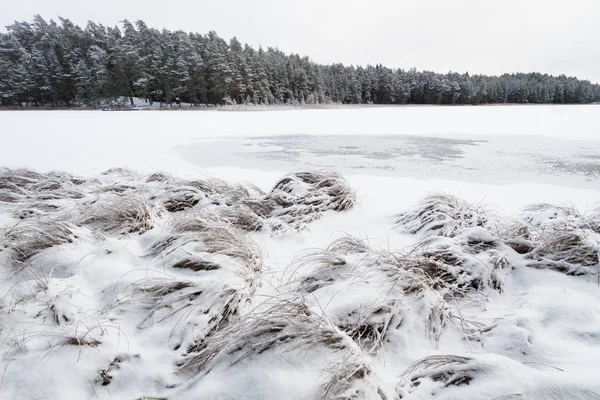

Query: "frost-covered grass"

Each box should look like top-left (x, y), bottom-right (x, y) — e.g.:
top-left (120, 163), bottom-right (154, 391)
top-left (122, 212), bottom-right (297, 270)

top-left (1, 167), bottom-right (600, 400)
top-left (0, 104), bottom-right (599, 400)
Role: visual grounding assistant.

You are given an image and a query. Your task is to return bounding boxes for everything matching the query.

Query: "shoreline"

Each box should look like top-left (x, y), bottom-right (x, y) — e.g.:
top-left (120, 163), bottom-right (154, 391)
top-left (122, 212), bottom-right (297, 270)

top-left (1, 102), bottom-right (598, 112)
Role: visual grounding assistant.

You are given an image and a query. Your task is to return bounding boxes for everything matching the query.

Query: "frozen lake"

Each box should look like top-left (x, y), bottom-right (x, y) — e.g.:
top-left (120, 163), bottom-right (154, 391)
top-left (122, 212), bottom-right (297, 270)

top-left (177, 133), bottom-right (600, 188)
top-left (1, 105), bottom-right (599, 189)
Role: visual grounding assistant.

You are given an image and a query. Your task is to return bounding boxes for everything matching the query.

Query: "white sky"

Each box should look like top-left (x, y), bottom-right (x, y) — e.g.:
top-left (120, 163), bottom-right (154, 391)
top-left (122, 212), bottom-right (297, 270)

top-left (1, 0), bottom-right (599, 82)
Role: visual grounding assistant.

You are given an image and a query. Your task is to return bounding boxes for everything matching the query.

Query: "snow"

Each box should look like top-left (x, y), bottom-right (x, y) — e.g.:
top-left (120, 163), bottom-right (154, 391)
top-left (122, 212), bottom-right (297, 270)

top-left (1, 105), bottom-right (600, 399)
top-left (1, 105), bottom-right (599, 188)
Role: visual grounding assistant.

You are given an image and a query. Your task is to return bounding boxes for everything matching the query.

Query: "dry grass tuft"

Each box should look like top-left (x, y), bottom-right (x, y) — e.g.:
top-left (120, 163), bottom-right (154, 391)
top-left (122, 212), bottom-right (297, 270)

top-left (173, 259), bottom-right (221, 271)
top-left (168, 213), bottom-right (215, 234)
top-left (397, 355), bottom-right (480, 398)
top-left (417, 235), bottom-right (510, 293)
top-left (134, 278), bottom-right (205, 330)
top-left (391, 194), bottom-right (515, 292)
top-left (0, 190), bottom-right (23, 203)
top-left (196, 224), bottom-right (263, 272)
top-left (241, 197), bottom-right (277, 218)
top-left (27, 202), bottom-right (62, 212)
top-left (288, 249), bottom-right (349, 293)
top-left (288, 234), bottom-right (506, 355)
top-left (337, 300), bottom-right (407, 354)
top-left (317, 353), bottom-right (388, 400)
top-left (188, 178), bottom-right (257, 205)
top-left (1, 221), bottom-right (75, 263)
top-left (182, 297), bottom-right (351, 375)
top-left (372, 233), bottom-right (511, 296)
top-left (100, 167), bottom-right (136, 177)
top-left (30, 178), bottom-right (63, 192)
top-left (287, 238), bottom-right (453, 352)
top-left (138, 215), bottom-right (262, 347)
top-left (217, 204), bottom-right (264, 231)
top-left (63, 337), bottom-right (102, 347)
top-left (145, 171), bottom-right (174, 183)
top-left (144, 234), bottom-right (193, 258)
top-left (395, 193), bottom-right (497, 238)
top-left (0, 168), bottom-right (40, 192)
top-left (168, 171), bottom-right (357, 233)
top-left (327, 234), bottom-right (369, 255)
top-left (183, 286), bottom-right (255, 356)
top-left (518, 202), bottom-right (600, 277)
top-left (138, 280), bottom-right (194, 297)
top-left (100, 183), bottom-right (138, 194)
top-left (498, 221), bottom-right (535, 254)
top-left (78, 195), bottom-right (152, 235)
top-left (582, 203), bottom-right (600, 234)
top-left (526, 231), bottom-right (598, 275)
top-left (266, 171), bottom-right (356, 231)
top-left (522, 203), bottom-right (581, 225)
top-left (160, 186), bottom-right (205, 213)
top-left (272, 171), bottom-right (356, 211)
top-left (27, 173), bottom-right (87, 200)
top-left (166, 213), bottom-right (262, 272)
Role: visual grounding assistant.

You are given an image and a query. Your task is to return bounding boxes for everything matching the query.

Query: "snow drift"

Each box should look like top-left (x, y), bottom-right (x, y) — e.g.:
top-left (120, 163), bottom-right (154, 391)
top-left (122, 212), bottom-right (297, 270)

top-left (1, 169), bottom-right (599, 400)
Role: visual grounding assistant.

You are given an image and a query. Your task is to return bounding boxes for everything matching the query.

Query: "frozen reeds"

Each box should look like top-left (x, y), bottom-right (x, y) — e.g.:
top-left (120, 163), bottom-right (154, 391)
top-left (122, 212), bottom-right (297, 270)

top-left (526, 231), bottom-right (598, 275)
top-left (520, 202), bottom-right (600, 276)
top-left (1, 221), bottom-right (75, 263)
top-left (78, 195), bottom-right (152, 235)
top-left (266, 171), bottom-right (356, 231)
top-left (395, 193), bottom-right (497, 237)
top-left (400, 195), bottom-right (600, 280)
top-left (160, 186), bottom-right (206, 213)
top-left (397, 354), bottom-right (479, 398)
top-left (317, 353), bottom-right (388, 400)
top-left (182, 297), bottom-right (351, 375)
top-left (167, 213), bottom-right (263, 272)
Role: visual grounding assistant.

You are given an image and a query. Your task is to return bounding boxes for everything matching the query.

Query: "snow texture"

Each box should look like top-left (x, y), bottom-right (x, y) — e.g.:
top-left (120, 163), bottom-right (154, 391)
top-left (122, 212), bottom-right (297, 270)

top-left (1, 106), bottom-right (600, 400)
top-left (0, 167), bottom-right (599, 400)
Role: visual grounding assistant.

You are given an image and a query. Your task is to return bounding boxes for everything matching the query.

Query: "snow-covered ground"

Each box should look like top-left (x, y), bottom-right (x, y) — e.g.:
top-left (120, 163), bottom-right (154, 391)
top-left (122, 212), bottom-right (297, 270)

top-left (1, 105), bottom-right (600, 400)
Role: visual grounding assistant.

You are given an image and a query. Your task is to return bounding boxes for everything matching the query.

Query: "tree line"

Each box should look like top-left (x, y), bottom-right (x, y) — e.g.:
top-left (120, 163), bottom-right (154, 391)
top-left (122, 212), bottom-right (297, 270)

top-left (1, 15), bottom-right (599, 107)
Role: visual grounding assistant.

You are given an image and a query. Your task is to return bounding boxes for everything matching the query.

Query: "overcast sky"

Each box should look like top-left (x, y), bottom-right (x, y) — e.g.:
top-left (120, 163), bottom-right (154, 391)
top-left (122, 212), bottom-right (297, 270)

top-left (1, 0), bottom-right (599, 82)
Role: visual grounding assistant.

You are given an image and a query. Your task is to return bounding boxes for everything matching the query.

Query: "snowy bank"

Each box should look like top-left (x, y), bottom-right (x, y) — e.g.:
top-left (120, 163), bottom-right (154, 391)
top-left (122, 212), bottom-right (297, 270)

top-left (1, 167), bottom-right (600, 400)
